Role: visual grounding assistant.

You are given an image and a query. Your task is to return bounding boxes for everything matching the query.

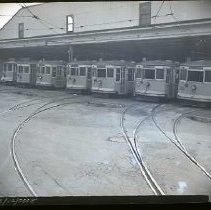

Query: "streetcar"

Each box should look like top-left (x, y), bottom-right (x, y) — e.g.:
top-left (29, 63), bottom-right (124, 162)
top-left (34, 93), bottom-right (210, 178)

top-left (91, 60), bottom-right (136, 96)
top-left (66, 61), bottom-right (93, 93)
top-left (0, 59), bottom-right (17, 85)
top-left (0, 61), bottom-right (2, 80)
top-left (134, 60), bottom-right (180, 101)
top-left (36, 60), bottom-right (66, 89)
top-left (16, 60), bottom-right (38, 87)
top-left (177, 60), bottom-right (211, 104)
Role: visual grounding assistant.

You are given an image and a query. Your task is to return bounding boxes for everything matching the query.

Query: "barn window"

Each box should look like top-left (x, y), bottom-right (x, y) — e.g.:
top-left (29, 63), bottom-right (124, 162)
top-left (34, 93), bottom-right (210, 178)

top-left (136, 68), bottom-right (142, 78)
top-left (156, 68), bottom-right (164, 79)
top-left (144, 68), bottom-right (155, 79)
top-left (139, 2), bottom-right (151, 26)
top-left (205, 71), bottom-right (211, 82)
top-left (179, 68), bottom-right (187, 81)
top-left (67, 15), bottom-right (74, 32)
top-left (97, 68), bottom-right (106, 78)
top-left (18, 23), bottom-right (24, 38)
top-left (187, 70), bottom-right (203, 82)
top-left (79, 67), bottom-right (86, 76)
top-left (107, 68), bottom-right (114, 78)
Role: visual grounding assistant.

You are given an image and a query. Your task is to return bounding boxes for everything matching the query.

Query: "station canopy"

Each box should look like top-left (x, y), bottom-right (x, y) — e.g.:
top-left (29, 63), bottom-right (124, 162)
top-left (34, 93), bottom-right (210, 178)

top-left (0, 35), bottom-right (211, 62)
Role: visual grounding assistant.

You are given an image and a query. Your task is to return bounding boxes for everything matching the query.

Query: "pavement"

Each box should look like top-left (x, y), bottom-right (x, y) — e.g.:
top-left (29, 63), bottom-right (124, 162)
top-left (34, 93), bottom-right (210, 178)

top-left (0, 85), bottom-right (210, 200)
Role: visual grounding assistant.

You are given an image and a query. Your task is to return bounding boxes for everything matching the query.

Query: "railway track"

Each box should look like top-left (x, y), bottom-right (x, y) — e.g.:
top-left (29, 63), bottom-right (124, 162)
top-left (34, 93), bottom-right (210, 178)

top-left (10, 94), bottom-right (98, 197)
top-left (120, 103), bottom-right (165, 195)
top-left (0, 93), bottom-right (73, 117)
top-left (151, 105), bottom-right (211, 181)
top-left (0, 98), bottom-right (44, 117)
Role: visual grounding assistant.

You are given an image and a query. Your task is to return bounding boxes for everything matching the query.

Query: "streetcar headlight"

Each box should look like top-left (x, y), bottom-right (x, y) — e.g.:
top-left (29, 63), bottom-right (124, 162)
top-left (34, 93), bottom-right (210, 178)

top-left (191, 84), bottom-right (197, 91)
top-left (146, 82), bottom-right (150, 87)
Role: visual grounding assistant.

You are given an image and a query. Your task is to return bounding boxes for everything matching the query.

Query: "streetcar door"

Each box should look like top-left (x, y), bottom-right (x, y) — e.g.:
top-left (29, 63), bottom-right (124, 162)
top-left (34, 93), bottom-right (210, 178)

top-left (165, 68), bottom-right (173, 98)
top-left (13, 64), bottom-right (17, 82)
top-left (56, 66), bottom-right (62, 86)
top-left (87, 67), bottom-right (92, 90)
top-left (120, 67), bottom-right (126, 94)
top-left (30, 64), bottom-right (37, 84)
top-left (173, 68), bottom-right (179, 98)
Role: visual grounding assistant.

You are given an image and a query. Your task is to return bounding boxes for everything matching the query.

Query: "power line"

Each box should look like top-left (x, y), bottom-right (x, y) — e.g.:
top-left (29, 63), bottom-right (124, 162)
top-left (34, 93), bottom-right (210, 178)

top-left (0, 14), bottom-right (32, 17)
top-left (153, 0), bottom-right (165, 19)
top-left (151, 0), bottom-right (165, 32)
top-left (18, 3), bottom-right (134, 31)
top-left (168, 1), bottom-right (191, 33)
top-left (22, 3), bottom-right (63, 31)
top-left (0, 2), bottom-right (199, 35)
top-left (18, 3), bottom-right (60, 33)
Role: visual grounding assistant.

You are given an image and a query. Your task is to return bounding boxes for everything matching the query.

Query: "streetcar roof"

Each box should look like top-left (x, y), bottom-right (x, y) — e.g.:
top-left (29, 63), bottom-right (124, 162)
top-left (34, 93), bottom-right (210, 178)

top-left (3, 61), bottom-right (17, 64)
top-left (136, 60), bottom-right (178, 66)
top-left (16, 61), bottom-right (38, 64)
top-left (93, 60), bottom-right (136, 67)
top-left (180, 60), bottom-right (211, 67)
top-left (38, 60), bottom-right (66, 65)
top-left (68, 61), bottom-right (95, 66)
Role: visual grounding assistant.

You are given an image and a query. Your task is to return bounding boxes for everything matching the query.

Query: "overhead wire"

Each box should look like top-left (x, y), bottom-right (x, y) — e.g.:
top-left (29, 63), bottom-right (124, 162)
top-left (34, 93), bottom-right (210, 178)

top-left (18, 3), bottom-right (61, 33)
top-left (0, 1), bottom-right (204, 44)
top-left (168, 1), bottom-right (191, 32)
top-left (0, 2), bottom-right (178, 32)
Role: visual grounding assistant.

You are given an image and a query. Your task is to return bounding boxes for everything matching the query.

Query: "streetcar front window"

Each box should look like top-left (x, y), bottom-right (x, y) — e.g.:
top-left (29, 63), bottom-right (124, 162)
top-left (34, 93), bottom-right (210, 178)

top-left (187, 70), bottom-right (203, 82)
top-left (18, 66), bottom-right (23, 73)
top-left (71, 67), bottom-right (77, 76)
top-left (127, 68), bottom-right (134, 81)
top-left (205, 70), bottom-right (211, 82)
top-left (79, 67), bottom-right (86, 76)
top-left (24, 66), bottom-right (29, 73)
top-left (179, 68), bottom-right (187, 81)
top-left (156, 68), bottom-right (164, 79)
top-left (8, 64), bottom-right (13, 71)
top-left (57, 66), bottom-right (62, 76)
top-left (107, 68), bottom-right (114, 78)
top-left (41, 66), bottom-right (45, 74)
top-left (52, 67), bottom-right (56, 77)
top-left (136, 68), bottom-right (142, 78)
top-left (3, 64), bottom-right (7, 71)
top-left (46, 66), bottom-right (51, 74)
top-left (116, 68), bottom-right (120, 81)
top-left (97, 68), bottom-right (106, 78)
top-left (87, 67), bottom-right (92, 79)
top-left (144, 68), bottom-right (155, 79)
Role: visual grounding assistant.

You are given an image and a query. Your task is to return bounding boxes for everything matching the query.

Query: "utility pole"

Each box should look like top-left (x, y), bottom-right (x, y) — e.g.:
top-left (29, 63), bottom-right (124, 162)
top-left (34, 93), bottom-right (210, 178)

top-left (68, 45), bottom-right (73, 62)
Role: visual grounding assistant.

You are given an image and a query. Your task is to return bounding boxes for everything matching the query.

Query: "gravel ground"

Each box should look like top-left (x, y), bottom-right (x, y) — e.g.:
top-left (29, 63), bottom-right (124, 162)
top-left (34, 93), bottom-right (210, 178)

top-left (0, 85), bottom-right (210, 200)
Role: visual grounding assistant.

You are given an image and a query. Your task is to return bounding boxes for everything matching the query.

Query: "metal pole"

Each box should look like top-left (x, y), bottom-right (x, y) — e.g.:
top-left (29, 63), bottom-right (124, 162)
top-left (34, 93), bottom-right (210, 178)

top-left (68, 45), bottom-right (73, 62)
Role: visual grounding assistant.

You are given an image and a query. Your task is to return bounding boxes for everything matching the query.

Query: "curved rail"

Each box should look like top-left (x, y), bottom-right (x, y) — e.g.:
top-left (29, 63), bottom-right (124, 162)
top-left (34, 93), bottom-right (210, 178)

top-left (10, 95), bottom-right (82, 197)
top-left (152, 105), bottom-right (211, 181)
top-left (0, 98), bottom-right (42, 116)
top-left (173, 110), bottom-right (211, 180)
top-left (120, 104), bottom-right (165, 195)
